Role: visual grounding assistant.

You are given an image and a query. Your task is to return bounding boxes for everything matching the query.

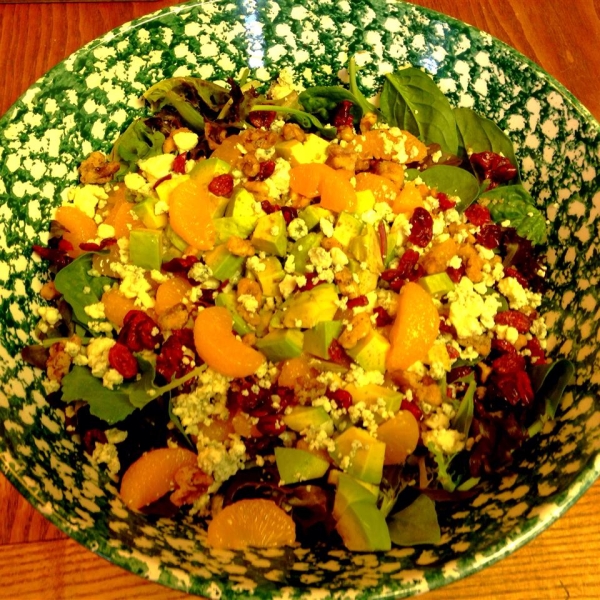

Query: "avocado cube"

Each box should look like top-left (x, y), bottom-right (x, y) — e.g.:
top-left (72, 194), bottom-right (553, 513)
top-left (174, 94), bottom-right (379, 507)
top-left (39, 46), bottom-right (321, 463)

top-left (275, 447), bottom-right (330, 485)
top-left (348, 259), bottom-right (379, 295)
top-left (247, 256), bottom-right (285, 297)
top-left (303, 320), bottom-right (344, 359)
top-left (155, 174), bottom-right (189, 205)
top-left (307, 357), bottom-right (350, 374)
top-left (283, 406), bottom-right (334, 434)
top-left (276, 283), bottom-right (339, 329)
top-left (346, 330), bottom-right (391, 374)
top-left (289, 133), bottom-right (330, 166)
top-left (328, 469), bottom-right (379, 496)
top-left (204, 244), bottom-right (244, 282)
top-left (255, 329), bottom-right (304, 363)
top-left (333, 472), bottom-right (378, 520)
top-left (335, 500), bottom-right (391, 551)
top-left (347, 224), bottom-right (384, 274)
top-left (213, 217), bottom-right (256, 245)
top-left (215, 292), bottom-right (253, 336)
top-left (165, 224), bottom-right (189, 253)
top-left (354, 189), bottom-right (376, 214)
top-left (133, 197), bottom-right (168, 229)
top-left (188, 156), bottom-right (230, 181)
top-left (129, 229), bottom-right (163, 271)
top-left (333, 212), bottom-right (363, 248)
top-left (299, 205), bottom-right (333, 230)
top-left (225, 187), bottom-right (264, 231)
top-left (332, 426), bottom-right (385, 484)
top-left (419, 272), bottom-right (455, 296)
top-left (251, 211), bottom-right (287, 257)
top-left (274, 139), bottom-right (301, 162)
top-left (345, 383), bottom-right (402, 422)
top-left (290, 232), bottom-right (324, 274)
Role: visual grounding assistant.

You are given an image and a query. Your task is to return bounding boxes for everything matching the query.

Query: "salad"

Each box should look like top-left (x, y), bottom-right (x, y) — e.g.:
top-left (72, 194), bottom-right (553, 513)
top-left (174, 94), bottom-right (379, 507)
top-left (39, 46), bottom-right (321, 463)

top-left (25, 59), bottom-right (573, 552)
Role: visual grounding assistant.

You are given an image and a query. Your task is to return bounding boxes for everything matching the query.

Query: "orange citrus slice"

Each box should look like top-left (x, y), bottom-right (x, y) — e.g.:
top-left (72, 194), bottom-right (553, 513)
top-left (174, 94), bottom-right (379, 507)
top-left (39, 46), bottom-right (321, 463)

top-left (207, 499), bottom-right (296, 549)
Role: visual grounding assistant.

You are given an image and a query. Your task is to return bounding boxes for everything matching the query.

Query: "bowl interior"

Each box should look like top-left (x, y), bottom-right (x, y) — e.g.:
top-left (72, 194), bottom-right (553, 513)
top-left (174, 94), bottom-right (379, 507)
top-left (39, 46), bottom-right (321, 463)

top-left (0, 0), bottom-right (599, 597)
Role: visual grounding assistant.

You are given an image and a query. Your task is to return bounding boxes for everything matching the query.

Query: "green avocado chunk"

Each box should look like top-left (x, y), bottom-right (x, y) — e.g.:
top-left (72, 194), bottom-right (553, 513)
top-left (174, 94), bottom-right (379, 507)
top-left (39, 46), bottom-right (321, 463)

top-left (251, 211), bottom-right (287, 256)
top-left (225, 187), bottom-right (264, 231)
top-left (165, 224), bottom-right (189, 253)
top-left (418, 272), bottom-right (455, 296)
top-left (129, 229), bottom-right (163, 271)
top-left (215, 292), bottom-right (253, 336)
top-left (333, 212), bottom-right (363, 248)
top-left (333, 472), bottom-right (378, 520)
top-left (283, 405), bottom-right (334, 435)
top-left (290, 232), bottom-right (324, 274)
top-left (332, 426), bottom-right (385, 484)
top-left (133, 197), bottom-right (168, 229)
top-left (274, 447), bottom-right (330, 485)
top-left (346, 330), bottom-right (391, 373)
top-left (299, 205), bottom-right (333, 230)
top-left (255, 329), bottom-right (304, 363)
top-left (213, 217), bottom-right (255, 245)
top-left (247, 256), bottom-right (285, 297)
top-left (276, 283), bottom-right (339, 329)
top-left (347, 224), bottom-right (384, 274)
top-left (303, 320), bottom-right (344, 359)
top-left (204, 244), bottom-right (244, 281)
top-left (336, 500), bottom-right (391, 551)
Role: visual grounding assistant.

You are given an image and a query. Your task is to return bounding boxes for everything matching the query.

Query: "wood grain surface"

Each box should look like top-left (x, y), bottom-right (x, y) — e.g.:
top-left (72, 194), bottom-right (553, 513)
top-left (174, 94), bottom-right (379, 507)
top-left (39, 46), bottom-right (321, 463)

top-left (1, 1), bottom-right (599, 599)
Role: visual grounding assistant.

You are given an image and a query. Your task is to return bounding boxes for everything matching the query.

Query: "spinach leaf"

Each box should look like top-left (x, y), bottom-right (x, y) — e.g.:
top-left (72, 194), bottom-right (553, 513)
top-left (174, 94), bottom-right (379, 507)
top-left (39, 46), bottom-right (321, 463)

top-left (479, 184), bottom-right (547, 244)
top-left (532, 359), bottom-right (575, 421)
top-left (380, 68), bottom-right (459, 155)
top-left (144, 77), bottom-right (230, 115)
top-left (452, 379), bottom-right (476, 437)
top-left (110, 118), bottom-right (165, 179)
top-left (388, 494), bottom-right (441, 546)
top-left (348, 56), bottom-right (382, 118)
top-left (299, 86), bottom-right (362, 123)
top-left (250, 105), bottom-right (337, 139)
top-left (61, 366), bottom-right (136, 424)
top-left (454, 108), bottom-right (520, 181)
top-left (406, 165), bottom-right (480, 211)
top-left (54, 254), bottom-right (114, 328)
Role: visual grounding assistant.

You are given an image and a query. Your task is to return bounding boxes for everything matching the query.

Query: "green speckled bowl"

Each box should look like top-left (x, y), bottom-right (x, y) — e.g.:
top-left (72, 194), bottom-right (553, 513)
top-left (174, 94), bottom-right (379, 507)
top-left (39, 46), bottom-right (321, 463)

top-left (0, 0), bottom-right (599, 597)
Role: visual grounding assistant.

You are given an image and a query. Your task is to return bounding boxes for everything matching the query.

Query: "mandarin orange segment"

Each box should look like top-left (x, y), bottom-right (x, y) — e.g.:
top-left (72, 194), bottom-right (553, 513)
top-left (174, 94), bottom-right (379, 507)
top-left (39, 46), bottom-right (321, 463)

top-left (289, 163), bottom-right (333, 198)
top-left (386, 281), bottom-right (440, 371)
top-left (154, 277), bottom-right (193, 316)
top-left (319, 168), bottom-right (357, 212)
top-left (207, 498), bottom-right (296, 549)
top-left (54, 206), bottom-right (98, 258)
top-left (210, 134), bottom-right (243, 165)
top-left (278, 355), bottom-right (314, 388)
top-left (102, 289), bottom-right (137, 327)
top-left (355, 172), bottom-right (400, 206)
top-left (392, 180), bottom-right (425, 215)
top-left (104, 198), bottom-right (139, 239)
top-left (350, 130), bottom-right (427, 163)
top-left (197, 418), bottom-right (236, 442)
top-left (231, 410), bottom-right (262, 438)
top-left (169, 178), bottom-right (216, 250)
top-left (120, 447), bottom-right (198, 510)
top-left (194, 306), bottom-right (265, 378)
top-left (377, 411), bottom-right (420, 465)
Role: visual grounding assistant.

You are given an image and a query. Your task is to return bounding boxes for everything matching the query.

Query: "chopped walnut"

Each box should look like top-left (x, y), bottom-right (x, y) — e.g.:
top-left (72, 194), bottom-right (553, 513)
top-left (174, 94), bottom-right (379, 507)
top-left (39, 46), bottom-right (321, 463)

top-left (459, 334), bottom-right (491, 357)
top-left (421, 239), bottom-right (459, 275)
top-left (359, 112), bottom-right (378, 133)
top-left (205, 121), bottom-right (229, 150)
top-left (40, 281), bottom-right (60, 301)
top-left (78, 151), bottom-right (120, 185)
top-left (335, 267), bottom-right (360, 299)
top-left (240, 153), bottom-right (260, 178)
top-left (242, 332), bottom-right (257, 346)
top-left (47, 342), bottom-right (72, 382)
top-left (236, 278), bottom-right (263, 326)
top-left (477, 361), bottom-right (492, 383)
top-left (157, 303), bottom-right (190, 332)
top-left (243, 180), bottom-right (270, 201)
top-left (458, 244), bottom-right (484, 283)
top-left (227, 236), bottom-right (255, 257)
top-left (326, 144), bottom-right (358, 171)
top-left (170, 465), bottom-right (213, 507)
top-left (339, 312), bottom-right (372, 349)
top-left (373, 160), bottom-right (405, 186)
top-left (240, 129), bottom-right (278, 151)
top-left (321, 237), bottom-right (343, 251)
top-left (282, 123), bottom-right (306, 142)
top-left (338, 126), bottom-right (355, 142)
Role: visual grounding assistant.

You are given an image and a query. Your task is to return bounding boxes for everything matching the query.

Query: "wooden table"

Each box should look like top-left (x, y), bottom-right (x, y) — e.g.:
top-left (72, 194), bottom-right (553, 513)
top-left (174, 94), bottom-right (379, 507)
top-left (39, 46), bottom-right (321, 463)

top-left (1, 1), bottom-right (599, 598)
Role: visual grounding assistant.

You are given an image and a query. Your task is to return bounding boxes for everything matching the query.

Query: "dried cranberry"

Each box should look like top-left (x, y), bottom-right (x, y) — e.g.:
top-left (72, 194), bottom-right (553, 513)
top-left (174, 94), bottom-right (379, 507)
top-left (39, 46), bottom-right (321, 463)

top-left (377, 221), bottom-right (387, 262)
top-left (526, 337), bottom-right (546, 365)
top-left (108, 342), bottom-right (139, 379)
top-left (58, 239), bottom-right (74, 252)
top-left (491, 352), bottom-right (526, 374)
top-left (332, 100), bottom-right (354, 129)
top-left (208, 173), bottom-right (234, 197)
top-left (156, 329), bottom-right (196, 382)
top-left (297, 272), bottom-right (321, 292)
top-left (446, 265), bottom-right (465, 284)
top-left (448, 366), bottom-right (473, 384)
top-left (439, 318), bottom-right (457, 337)
top-left (78, 242), bottom-right (101, 252)
top-left (328, 339), bottom-right (353, 368)
top-left (118, 310), bottom-right (163, 352)
top-left (491, 337), bottom-right (518, 355)
top-left (373, 306), bottom-right (394, 327)
top-left (162, 256), bottom-right (199, 273)
top-left (100, 237), bottom-right (117, 249)
top-left (477, 223), bottom-right (503, 249)
top-left (261, 200), bottom-right (281, 215)
top-left (347, 295), bottom-right (368, 310)
top-left (437, 192), bottom-right (456, 211)
top-left (326, 388), bottom-right (353, 409)
top-left (248, 110), bottom-right (276, 129)
top-left (446, 344), bottom-right (460, 359)
top-left (408, 207), bottom-right (433, 247)
top-left (32, 244), bottom-right (73, 270)
top-left (401, 399), bottom-right (423, 421)
top-left (256, 160), bottom-right (276, 181)
top-left (494, 310), bottom-right (531, 333)
top-left (172, 153), bottom-right (187, 174)
top-left (256, 414), bottom-right (287, 436)
top-left (82, 429), bottom-right (107, 455)
top-left (470, 151), bottom-right (518, 189)
top-left (464, 204), bottom-right (491, 226)
top-left (153, 173), bottom-right (172, 189)
top-left (381, 249), bottom-right (421, 286)
top-left (280, 206), bottom-right (298, 225)
top-left (488, 371), bottom-right (533, 406)
top-left (504, 266), bottom-right (530, 289)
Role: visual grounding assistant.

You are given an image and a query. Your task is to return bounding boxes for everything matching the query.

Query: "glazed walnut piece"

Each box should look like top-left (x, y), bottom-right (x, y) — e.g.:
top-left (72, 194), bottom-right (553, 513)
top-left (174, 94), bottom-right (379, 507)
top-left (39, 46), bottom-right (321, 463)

top-left (78, 151), bottom-right (120, 184)
top-left (170, 465), bottom-right (214, 507)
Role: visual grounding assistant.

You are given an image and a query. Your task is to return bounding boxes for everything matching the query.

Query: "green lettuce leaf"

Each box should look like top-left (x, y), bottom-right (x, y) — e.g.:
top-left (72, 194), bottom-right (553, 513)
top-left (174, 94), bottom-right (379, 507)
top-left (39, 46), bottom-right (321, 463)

top-left (388, 494), bottom-right (441, 546)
